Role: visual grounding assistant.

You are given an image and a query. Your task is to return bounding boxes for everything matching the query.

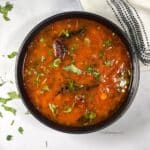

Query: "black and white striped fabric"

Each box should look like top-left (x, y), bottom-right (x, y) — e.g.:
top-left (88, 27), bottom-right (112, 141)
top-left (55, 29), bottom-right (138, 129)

top-left (107, 0), bottom-right (150, 65)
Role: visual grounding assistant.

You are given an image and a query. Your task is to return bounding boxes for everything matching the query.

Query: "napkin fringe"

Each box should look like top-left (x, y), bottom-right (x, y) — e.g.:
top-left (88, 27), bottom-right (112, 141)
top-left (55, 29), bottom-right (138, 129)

top-left (107, 0), bottom-right (150, 65)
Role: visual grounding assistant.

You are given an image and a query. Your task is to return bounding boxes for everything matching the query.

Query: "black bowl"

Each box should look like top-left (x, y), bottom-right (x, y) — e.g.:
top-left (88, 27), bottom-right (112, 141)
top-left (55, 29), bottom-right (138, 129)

top-left (16, 11), bottom-right (140, 133)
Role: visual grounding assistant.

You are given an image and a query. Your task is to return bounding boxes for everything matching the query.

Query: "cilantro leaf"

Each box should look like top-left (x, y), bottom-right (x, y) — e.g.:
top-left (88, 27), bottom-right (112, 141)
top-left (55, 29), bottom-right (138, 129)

top-left (6, 135), bottom-right (13, 141)
top-left (50, 58), bottom-right (61, 68)
top-left (7, 51), bottom-right (17, 59)
top-left (0, 2), bottom-right (13, 21)
top-left (18, 127), bottom-right (24, 134)
top-left (86, 66), bottom-right (100, 80)
top-left (103, 40), bottom-right (112, 48)
top-left (2, 104), bottom-right (16, 115)
top-left (0, 111), bottom-right (3, 118)
top-left (48, 103), bottom-right (57, 116)
top-left (7, 91), bottom-right (20, 99)
top-left (64, 64), bottom-right (82, 75)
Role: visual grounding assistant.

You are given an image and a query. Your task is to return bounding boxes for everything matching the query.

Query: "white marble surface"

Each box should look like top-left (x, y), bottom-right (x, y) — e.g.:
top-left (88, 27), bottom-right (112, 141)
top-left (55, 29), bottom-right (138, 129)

top-left (0, 0), bottom-right (150, 150)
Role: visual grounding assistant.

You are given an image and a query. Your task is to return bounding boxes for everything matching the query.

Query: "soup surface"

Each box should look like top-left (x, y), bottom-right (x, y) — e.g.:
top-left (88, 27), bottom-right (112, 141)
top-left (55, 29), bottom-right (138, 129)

top-left (23, 18), bottom-right (131, 127)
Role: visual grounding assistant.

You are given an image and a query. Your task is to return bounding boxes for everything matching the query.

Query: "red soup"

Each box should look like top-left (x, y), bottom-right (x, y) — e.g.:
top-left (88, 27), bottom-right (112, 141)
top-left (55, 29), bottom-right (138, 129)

top-left (23, 18), bottom-right (131, 127)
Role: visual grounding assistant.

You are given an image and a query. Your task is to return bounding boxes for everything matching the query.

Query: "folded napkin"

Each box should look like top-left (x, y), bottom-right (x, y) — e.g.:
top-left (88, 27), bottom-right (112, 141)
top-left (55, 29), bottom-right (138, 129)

top-left (79, 0), bottom-right (150, 71)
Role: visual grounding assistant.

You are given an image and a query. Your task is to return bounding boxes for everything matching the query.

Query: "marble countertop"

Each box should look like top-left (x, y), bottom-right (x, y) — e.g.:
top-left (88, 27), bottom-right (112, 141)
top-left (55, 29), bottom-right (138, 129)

top-left (0, 0), bottom-right (150, 150)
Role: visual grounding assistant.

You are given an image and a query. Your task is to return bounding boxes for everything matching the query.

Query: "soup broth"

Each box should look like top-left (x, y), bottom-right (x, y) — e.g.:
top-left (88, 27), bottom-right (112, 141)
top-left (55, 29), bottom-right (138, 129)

top-left (23, 18), bottom-right (131, 127)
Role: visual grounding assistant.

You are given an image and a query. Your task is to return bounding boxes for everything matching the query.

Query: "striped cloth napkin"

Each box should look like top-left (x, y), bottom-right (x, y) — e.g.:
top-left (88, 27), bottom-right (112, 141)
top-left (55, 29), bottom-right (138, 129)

top-left (79, 0), bottom-right (150, 71)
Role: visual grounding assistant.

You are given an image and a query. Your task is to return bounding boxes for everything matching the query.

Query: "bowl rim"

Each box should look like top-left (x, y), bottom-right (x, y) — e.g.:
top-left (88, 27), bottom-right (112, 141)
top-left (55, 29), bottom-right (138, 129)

top-left (16, 11), bottom-right (140, 134)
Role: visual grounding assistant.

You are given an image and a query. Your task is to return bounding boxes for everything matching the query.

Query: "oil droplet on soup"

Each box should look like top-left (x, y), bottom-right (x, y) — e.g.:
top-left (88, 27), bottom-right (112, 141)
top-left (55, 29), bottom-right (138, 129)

top-left (23, 18), bottom-right (131, 127)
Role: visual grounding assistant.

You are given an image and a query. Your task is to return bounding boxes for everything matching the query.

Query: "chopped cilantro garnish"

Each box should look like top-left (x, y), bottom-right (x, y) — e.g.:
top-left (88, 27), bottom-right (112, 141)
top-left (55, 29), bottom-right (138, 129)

top-left (0, 2), bottom-right (13, 21)
top-left (50, 58), bottom-right (61, 68)
top-left (86, 66), bottom-right (100, 80)
top-left (64, 64), bottom-right (82, 75)
top-left (84, 109), bottom-right (96, 120)
top-left (6, 135), bottom-right (13, 141)
top-left (0, 111), bottom-right (3, 118)
top-left (10, 120), bottom-right (14, 126)
top-left (7, 51), bottom-right (17, 59)
top-left (99, 50), bottom-right (104, 59)
top-left (103, 40), bottom-right (112, 48)
top-left (78, 109), bottom-right (96, 125)
top-left (104, 60), bottom-right (113, 67)
top-left (0, 91), bottom-right (20, 104)
top-left (39, 37), bottom-right (45, 43)
top-left (8, 91), bottom-right (20, 99)
top-left (41, 56), bottom-right (46, 62)
top-left (0, 77), bottom-right (6, 86)
top-left (49, 103), bottom-right (57, 116)
top-left (63, 106), bottom-right (72, 113)
top-left (59, 29), bottom-right (71, 38)
top-left (34, 73), bottom-right (44, 86)
top-left (40, 85), bottom-right (50, 93)
top-left (18, 127), bottom-right (24, 134)
top-left (2, 104), bottom-right (16, 115)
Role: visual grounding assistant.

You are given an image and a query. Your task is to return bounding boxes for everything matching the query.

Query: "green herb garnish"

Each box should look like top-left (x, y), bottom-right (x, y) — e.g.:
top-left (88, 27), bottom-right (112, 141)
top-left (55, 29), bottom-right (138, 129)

top-left (64, 64), bottom-right (82, 75)
top-left (0, 111), bottom-right (3, 118)
top-left (34, 73), bottom-right (44, 86)
top-left (103, 40), bottom-right (112, 48)
top-left (41, 56), bottom-right (45, 62)
top-left (18, 127), bottom-right (24, 134)
top-left (2, 104), bottom-right (16, 115)
top-left (104, 60), bottom-right (113, 67)
top-left (78, 109), bottom-right (96, 125)
top-left (39, 37), bottom-right (45, 43)
top-left (10, 120), bottom-right (14, 126)
top-left (84, 109), bottom-right (96, 120)
top-left (8, 91), bottom-right (20, 99)
top-left (50, 58), bottom-right (61, 68)
top-left (7, 51), bottom-right (17, 59)
top-left (59, 29), bottom-right (71, 38)
top-left (99, 50), bottom-right (104, 59)
top-left (41, 85), bottom-right (50, 93)
top-left (59, 27), bottom-right (86, 39)
top-left (68, 46), bottom-right (77, 56)
top-left (0, 77), bottom-right (6, 86)
top-left (48, 103), bottom-right (57, 116)
top-left (0, 2), bottom-right (13, 21)
top-left (47, 49), bottom-right (53, 56)
top-left (86, 66), bottom-right (100, 80)
top-left (63, 106), bottom-right (72, 113)
top-left (0, 91), bottom-right (20, 104)
top-left (6, 135), bottom-right (13, 141)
